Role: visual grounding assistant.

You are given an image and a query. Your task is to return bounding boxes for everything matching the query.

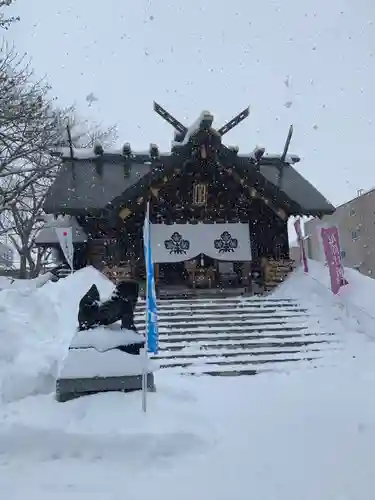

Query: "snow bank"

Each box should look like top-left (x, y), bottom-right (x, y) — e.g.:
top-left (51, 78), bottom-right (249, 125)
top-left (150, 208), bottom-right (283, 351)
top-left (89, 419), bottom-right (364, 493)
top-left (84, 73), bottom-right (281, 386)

top-left (0, 272), bottom-right (53, 291)
top-left (41, 265), bottom-right (115, 322)
top-left (0, 286), bottom-right (62, 403)
top-left (274, 260), bottom-right (375, 341)
top-left (0, 267), bottom-right (115, 403)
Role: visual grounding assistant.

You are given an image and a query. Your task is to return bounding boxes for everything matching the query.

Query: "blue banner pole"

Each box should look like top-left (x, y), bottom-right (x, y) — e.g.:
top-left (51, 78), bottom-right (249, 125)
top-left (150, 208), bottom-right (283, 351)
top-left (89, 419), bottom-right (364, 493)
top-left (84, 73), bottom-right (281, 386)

top-left (141, 201), bottom-right (150, 413)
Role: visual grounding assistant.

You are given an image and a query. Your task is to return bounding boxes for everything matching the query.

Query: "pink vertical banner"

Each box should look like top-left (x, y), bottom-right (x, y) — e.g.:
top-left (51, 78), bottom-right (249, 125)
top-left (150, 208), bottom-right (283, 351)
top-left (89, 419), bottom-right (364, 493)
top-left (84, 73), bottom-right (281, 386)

top-left (294, 218), bottom-right (309, 273)
top-left (320, 226), bottom-right (348, 295)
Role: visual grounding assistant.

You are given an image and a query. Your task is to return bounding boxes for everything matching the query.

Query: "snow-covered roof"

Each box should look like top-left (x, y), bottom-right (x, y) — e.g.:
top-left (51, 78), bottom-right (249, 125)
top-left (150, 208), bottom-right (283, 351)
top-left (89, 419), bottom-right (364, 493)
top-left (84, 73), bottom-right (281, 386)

top-left (53, 147), bottom-right (172, 161)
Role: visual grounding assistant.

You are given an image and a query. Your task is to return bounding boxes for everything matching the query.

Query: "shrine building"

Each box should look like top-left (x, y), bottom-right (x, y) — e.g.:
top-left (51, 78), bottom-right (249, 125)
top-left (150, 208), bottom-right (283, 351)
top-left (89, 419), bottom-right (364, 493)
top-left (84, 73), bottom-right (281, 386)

top-left (36, 103), bottom-right (335, 294)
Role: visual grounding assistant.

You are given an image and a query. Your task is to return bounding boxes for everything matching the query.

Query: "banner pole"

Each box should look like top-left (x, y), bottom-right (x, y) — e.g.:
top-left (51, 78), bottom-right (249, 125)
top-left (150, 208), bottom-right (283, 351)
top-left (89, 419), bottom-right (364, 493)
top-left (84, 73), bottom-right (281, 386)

top-left (141, 201), bottom-right (150, 413)
top-left (141, 283), bottom-right (149, 413)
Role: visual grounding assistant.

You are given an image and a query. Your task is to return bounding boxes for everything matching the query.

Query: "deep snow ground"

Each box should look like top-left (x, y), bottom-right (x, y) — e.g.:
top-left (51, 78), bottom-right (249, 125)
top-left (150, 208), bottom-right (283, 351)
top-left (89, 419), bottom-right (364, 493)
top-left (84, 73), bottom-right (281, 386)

top-left (1, 262), bottom-right (375, 499)
top-left (1, 364), bottom-right (375, 500)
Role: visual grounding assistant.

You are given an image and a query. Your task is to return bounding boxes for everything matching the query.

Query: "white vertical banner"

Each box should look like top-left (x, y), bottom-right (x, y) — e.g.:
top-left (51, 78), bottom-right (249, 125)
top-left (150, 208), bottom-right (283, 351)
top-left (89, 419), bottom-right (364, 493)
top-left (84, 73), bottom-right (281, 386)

top-left (55, 227), bottom-right (74, 271)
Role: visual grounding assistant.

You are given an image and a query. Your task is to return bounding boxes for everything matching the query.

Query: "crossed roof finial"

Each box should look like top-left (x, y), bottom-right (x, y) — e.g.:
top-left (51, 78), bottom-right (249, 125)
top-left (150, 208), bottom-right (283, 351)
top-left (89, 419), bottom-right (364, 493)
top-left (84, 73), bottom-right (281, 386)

top-left (153, 102), bottom-right (250, 145)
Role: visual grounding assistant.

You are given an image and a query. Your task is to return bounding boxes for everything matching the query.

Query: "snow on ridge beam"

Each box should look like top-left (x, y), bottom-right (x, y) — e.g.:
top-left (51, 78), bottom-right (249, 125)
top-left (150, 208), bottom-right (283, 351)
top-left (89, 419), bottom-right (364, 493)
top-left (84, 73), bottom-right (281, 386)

top-left (172, 111), bottom-right (215, 148)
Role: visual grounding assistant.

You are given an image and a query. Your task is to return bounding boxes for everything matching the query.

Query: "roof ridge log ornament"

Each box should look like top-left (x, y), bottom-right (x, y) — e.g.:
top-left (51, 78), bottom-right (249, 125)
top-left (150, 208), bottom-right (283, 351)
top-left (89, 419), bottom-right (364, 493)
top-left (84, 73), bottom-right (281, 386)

top-left (153, 102), bottom-right (250, 152)
top-left (277, 124), bottom-right (294, 187)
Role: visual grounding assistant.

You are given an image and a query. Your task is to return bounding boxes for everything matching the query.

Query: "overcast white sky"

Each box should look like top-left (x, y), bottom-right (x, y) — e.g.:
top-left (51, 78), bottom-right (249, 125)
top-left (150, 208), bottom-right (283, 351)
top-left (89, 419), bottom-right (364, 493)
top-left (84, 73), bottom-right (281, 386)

top-left (5, 0), bottom-right (375, 207)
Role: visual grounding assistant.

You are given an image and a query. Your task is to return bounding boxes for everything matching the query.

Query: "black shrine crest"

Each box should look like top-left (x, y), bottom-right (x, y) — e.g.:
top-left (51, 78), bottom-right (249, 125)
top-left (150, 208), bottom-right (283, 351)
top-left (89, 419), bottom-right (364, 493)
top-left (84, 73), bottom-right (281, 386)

top-left (164, 232), bottom-right (190, 255)
top-left (214, 231), bottom-right (238, 253)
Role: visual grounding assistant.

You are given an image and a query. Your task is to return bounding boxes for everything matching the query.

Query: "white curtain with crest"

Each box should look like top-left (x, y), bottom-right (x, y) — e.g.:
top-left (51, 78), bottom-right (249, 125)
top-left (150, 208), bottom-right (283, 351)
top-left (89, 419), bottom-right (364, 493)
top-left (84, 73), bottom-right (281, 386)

top-left (150, 223), bottom-right (252, 263)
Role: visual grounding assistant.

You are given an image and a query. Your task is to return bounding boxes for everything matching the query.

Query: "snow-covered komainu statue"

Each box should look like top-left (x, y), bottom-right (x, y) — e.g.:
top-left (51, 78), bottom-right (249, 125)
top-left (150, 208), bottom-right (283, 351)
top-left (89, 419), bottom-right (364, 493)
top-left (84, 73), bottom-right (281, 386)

top-left (78, 280), bottom-right (139, 331)
top-left (77, 279), bottom-right (143, 355)
top-left (56, 278), bottom-right (156, 402)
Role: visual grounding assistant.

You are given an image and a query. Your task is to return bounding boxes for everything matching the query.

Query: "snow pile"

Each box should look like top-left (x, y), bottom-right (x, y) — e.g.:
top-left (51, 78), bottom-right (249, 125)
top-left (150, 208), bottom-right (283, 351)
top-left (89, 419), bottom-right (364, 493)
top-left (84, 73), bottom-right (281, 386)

top-left (0, 272), bottom-right (53, 291)
top-left (0, 286), bottom-right (62, 403)
top-left (274, 260), bottom-right (375, 341)
top-left (41, 266), bottom-right (115, 326)
top-left (0, 267), bottom-right (114, 403)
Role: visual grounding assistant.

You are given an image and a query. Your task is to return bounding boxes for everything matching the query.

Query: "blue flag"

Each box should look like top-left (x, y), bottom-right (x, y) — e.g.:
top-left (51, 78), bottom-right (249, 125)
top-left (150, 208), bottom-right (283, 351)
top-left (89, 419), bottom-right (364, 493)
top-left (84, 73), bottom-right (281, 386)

top-left (142, 202), bottom-right (159, 354)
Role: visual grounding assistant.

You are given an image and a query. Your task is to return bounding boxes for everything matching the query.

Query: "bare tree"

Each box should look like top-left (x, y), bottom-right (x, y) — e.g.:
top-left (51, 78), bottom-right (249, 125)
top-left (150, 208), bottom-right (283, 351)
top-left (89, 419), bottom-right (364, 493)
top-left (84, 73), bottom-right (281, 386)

top-left (0, 0), bottom-right (19, 30)
top-left (0, 115), bottom-right (118, 278)
top-left (0, 1), bottom-right (118, 277)
top-left (0, 34), bottom-right (118, 276)
top-left (0, 43), bottom-right (63, 213)
top-left (56, 108), bottom-right (118, 149)
top-left (0, 180), bottom-right (48, 277)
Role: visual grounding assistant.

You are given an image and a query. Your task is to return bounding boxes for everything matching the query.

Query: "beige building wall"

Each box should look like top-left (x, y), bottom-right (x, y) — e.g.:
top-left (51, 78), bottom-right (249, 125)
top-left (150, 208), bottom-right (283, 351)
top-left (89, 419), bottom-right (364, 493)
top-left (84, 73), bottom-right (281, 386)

top-left (304, 189), bottom-right (375, 278)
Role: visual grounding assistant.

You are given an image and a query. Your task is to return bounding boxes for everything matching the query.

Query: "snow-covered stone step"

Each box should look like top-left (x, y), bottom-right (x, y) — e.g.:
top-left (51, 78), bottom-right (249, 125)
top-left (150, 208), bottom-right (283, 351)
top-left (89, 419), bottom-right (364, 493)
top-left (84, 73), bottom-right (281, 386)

top-left (156, 350), bottom-right (328, 369)
top-left (154, 326), bottom-right (312, 337)
top-left (152, 318), bottom-right (311, 332)
top-left (138, 296), bottom-right (298, 304)
top-left (136, 317), bottom-right (309, 328)
top-left (141, 321), bottom-right (311, 333)
top-left (136, 309), bottom-right (309, 319)
top-left (135, 311), bottom-right (308, 321)
top-left (152, 327), bottom-right (311, 341)
top-left (135, 307), bottom-right (307, 314)
top-left (137, 296), bottom-right (299, 307)
top-left (162, 352), bottom-right (324, 372)
top-left (135, 302), bottom-right (305, 312)
top-left (134, 294), bottom-right (339, 377)
top-left (154, 350), bottom-right (341, 368)
top-left (153, 342), bottom-right (341, 359)
top-left (136, 303), bottom-right (306, 313)
top-left (176, 356), bottom-right (337, 376)
top-left (157, 335), bottom-right (336, 351)
top-left (155, 335), bottom-right (334, 351)
top-left (135, 315), bottom-right (309, 329)
top-left (159, 335), bottom-right (337, 355)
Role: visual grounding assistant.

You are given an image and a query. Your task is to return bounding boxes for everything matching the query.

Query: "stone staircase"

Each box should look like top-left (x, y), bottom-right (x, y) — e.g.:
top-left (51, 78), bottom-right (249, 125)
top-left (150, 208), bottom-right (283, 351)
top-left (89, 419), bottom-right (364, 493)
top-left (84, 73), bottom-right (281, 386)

top-left (134, 295), bottom-right (340, 376)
